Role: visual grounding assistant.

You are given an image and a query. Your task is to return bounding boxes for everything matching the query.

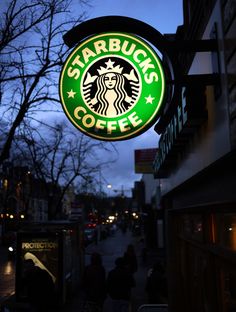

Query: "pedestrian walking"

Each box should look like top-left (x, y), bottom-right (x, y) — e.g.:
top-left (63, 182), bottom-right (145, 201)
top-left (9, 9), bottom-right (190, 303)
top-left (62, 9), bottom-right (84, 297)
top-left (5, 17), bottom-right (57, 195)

top-left (107, 257), bottom-right (136, 312)
top-left (82, 252), bottom-right (107, 311)
top-left (145, 260), bottom-right (168, 304)
top-left (123, 244), bottom-right (138, 275)
top-left (139, 237), bottom-right (148, 265)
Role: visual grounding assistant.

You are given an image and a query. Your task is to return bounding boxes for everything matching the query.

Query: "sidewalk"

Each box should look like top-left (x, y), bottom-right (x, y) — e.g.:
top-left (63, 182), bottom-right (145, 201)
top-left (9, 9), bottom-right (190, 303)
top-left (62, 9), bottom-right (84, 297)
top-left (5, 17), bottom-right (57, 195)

top-left (62, 228), bottom-right (164, 312)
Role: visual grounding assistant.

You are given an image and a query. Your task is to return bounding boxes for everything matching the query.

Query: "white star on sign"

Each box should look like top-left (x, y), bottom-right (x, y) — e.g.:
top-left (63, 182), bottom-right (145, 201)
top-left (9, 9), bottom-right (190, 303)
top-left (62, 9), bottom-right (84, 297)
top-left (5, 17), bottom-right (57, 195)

top-left (105, 59), bottom-right (115, 69)
top-left (145, 95), bottom-right (155, 104)
top-left (67, 89), bottom-right (76, 98)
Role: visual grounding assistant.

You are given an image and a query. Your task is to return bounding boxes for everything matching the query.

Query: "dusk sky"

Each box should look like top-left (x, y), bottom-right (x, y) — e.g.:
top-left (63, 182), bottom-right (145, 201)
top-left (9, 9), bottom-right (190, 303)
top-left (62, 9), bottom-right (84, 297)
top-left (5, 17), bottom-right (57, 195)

top-left (78, 0), bottom-right (183, 196)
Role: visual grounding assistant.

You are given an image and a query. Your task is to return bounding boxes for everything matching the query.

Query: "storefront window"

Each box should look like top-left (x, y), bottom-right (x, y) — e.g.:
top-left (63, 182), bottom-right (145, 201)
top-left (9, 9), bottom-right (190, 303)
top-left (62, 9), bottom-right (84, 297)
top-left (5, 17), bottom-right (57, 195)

top-left (182, 214), bottom-right (203, 241)
top-left (214, 213), bottom-right (236, 251)
top-left (223, 271), bottom-right (236, 311)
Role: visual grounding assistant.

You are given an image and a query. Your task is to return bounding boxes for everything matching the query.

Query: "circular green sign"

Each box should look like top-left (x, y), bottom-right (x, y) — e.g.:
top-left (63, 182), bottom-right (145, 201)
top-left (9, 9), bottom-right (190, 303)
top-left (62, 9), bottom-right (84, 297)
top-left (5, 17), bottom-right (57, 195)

top-left (59, 32), bottom-right (165, 141)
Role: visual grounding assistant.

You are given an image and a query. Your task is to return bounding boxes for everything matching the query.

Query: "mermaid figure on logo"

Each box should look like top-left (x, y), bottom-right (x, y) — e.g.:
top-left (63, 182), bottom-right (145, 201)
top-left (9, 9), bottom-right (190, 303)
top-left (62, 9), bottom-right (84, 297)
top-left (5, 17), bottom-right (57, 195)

top-left (83, 59), bottom-right (140, 117)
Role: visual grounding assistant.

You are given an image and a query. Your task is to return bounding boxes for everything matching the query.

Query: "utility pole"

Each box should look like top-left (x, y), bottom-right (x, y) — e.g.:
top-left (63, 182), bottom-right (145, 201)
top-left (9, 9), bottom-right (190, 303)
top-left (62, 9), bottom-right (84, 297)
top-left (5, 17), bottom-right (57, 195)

top-left (113, 185), bottom-right (131, 198)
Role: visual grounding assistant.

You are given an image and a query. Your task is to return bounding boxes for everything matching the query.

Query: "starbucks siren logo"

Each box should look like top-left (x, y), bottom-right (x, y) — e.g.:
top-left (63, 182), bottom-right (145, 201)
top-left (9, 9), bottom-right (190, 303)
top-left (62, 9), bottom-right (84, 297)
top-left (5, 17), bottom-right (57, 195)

top-left (59, 32), bottom-right (165, 141)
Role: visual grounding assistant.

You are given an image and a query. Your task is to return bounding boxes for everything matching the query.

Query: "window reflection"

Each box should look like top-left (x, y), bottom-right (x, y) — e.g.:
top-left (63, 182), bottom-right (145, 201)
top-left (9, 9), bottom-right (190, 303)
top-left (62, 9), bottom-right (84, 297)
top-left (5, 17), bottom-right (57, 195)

top-left (223, 271), bottom-right (236, 311)
top-left (214, 214), bottom-right (236, 250)
top-left (4, 262), bottom-right (14, 275)
top-left (182, 214), bottom-right (203, 241)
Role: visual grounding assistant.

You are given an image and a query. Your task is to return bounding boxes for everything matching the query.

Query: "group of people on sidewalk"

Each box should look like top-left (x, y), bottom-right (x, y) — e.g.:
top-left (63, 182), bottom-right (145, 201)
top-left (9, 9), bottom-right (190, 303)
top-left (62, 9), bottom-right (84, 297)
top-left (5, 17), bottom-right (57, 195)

top-left (82, 242), bottom-right (168, 312)
top-left (20, 236), bottom-right (167, 312)
top-left (82, 243), bottom-right (137, 312)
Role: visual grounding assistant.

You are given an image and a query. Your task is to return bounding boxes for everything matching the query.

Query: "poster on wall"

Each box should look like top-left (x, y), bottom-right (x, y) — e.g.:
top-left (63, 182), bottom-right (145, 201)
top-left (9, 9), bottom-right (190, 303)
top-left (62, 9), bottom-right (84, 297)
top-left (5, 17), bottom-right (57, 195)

top-left (16, 233), bottom-right (60, 301)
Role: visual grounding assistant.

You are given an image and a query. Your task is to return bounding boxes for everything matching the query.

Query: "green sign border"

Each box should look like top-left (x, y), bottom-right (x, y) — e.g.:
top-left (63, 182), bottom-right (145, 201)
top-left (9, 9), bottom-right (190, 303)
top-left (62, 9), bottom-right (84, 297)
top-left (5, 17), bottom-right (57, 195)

top-left (59, 32), bottom-right (166, 141)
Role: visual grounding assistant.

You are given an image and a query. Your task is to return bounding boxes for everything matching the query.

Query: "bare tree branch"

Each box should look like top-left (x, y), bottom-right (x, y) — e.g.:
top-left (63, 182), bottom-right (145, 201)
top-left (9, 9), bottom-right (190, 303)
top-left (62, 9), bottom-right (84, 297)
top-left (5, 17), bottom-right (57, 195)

top-left (0, 0), bottom-right (89, 164)
top-left (12, 121), bottom-right (118, 218)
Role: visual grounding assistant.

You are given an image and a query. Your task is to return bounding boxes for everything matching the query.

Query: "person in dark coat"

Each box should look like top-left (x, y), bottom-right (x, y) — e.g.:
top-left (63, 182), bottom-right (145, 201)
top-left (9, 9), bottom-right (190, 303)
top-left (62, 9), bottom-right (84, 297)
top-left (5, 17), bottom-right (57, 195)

top-left (123, 244), bottom-right (138, 275)
top-left (145, 260), bottom-right (168, 304)
top-left (23, 259), bottom-right (55, 312)
top-left (107, 257), bottom-right (136, 312)
top-left (82, 252), bottom-right (107, 309)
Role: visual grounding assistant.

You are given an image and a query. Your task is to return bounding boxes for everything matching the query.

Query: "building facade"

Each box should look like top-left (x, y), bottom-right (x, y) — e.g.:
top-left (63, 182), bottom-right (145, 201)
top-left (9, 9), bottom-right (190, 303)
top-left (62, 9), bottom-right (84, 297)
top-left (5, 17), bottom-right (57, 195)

top-left (154, 1), bottom-right (236, 311)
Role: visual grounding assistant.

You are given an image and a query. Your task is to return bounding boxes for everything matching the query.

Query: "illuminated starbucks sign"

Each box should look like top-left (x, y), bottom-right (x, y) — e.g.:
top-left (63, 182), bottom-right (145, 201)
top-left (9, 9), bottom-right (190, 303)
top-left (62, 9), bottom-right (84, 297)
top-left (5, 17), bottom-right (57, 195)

top-left (60, 32), bottom-right (166, 141)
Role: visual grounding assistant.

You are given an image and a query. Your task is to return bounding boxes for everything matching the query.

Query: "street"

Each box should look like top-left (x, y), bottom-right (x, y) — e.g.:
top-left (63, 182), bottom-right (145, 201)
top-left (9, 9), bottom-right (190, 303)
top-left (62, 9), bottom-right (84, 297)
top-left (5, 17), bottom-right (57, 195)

top-left (0, 246), bottom-right (15, 303)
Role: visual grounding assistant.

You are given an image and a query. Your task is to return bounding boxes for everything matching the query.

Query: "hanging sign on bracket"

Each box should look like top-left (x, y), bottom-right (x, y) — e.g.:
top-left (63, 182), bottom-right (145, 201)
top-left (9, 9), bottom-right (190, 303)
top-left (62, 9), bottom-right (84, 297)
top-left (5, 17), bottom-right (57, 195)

top-left (59, 25), bottom-right (166, 141)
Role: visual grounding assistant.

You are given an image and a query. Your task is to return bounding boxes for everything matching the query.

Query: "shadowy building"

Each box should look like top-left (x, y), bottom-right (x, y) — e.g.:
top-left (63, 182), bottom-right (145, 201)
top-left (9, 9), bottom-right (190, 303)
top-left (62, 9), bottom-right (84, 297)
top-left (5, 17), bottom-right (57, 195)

top-left (153, 1), bottom-right (236, 311)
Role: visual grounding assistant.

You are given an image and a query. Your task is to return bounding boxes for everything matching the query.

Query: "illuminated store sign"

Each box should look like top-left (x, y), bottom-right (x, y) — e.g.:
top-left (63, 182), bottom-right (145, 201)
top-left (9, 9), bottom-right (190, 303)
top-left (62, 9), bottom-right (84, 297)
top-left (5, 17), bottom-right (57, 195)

top-left (60, 32), bottom-right (166, 141)
top-left (154, 86), bottom-right (207, 177)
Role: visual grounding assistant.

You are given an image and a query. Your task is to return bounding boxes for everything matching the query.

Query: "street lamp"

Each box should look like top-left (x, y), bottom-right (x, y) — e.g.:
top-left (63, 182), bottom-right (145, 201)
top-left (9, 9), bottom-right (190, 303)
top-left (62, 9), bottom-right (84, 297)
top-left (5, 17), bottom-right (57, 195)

top-left (106, 184), bottom-right (113, 199)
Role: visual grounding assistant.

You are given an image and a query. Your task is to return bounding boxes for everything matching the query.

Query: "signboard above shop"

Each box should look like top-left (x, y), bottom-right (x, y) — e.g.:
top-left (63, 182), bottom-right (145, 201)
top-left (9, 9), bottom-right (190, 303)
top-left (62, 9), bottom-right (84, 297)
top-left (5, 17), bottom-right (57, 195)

top-left (135, 148), bottom-right (158, 173)
top-left (60, 31), bottom-right (166, 141)
top-left (59, 16), bottom-right (218, 143)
